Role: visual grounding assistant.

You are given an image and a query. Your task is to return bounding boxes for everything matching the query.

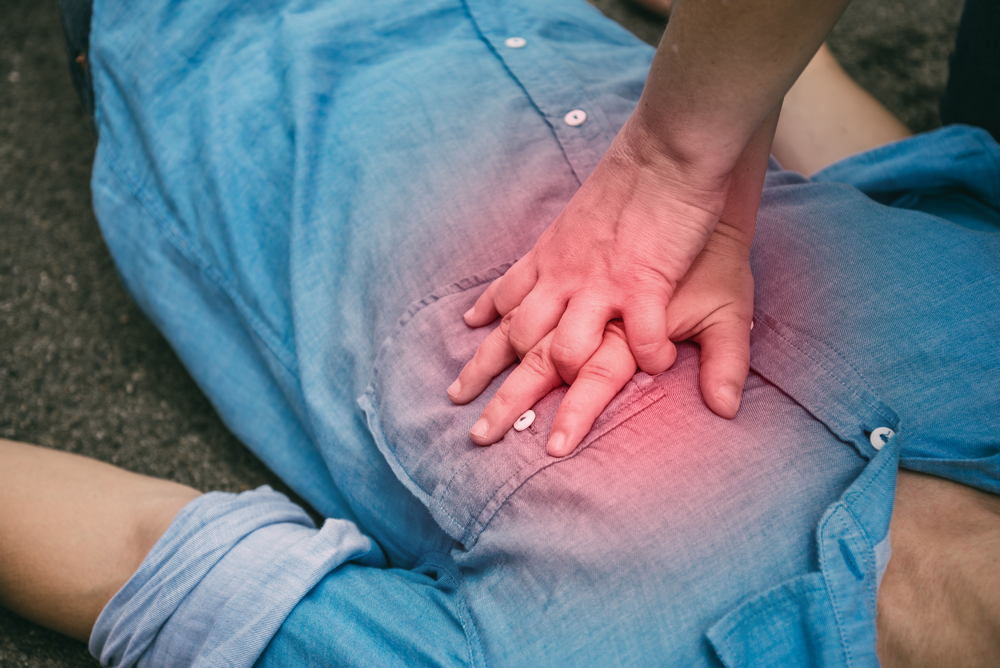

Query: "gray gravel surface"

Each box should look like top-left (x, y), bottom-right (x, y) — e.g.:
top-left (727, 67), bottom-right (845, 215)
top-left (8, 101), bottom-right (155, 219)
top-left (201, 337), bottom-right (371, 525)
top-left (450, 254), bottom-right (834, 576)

top-left (0, 0), bottom-right (964, 665)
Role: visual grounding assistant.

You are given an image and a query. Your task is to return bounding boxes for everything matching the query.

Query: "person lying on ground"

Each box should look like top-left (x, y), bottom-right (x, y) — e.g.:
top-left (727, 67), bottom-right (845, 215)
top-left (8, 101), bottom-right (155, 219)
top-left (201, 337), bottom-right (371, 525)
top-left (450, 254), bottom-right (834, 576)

top-left (4, 0), bottom-right (999, 666)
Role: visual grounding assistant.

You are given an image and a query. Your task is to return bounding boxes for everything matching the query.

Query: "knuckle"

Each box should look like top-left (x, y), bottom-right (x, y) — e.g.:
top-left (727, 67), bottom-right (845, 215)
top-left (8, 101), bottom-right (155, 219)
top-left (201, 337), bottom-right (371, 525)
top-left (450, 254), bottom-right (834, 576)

top-left (578, 361), bottom-right (619, 385)
top-left (703, 335), bottom-right (750, 361)
top-left (630, 338), bottom-right (666, 359)
top-left (508, 331), bottom-right (535, 358)
top-left (548, 339), bottom-right (582, 370)
top-left (520, 347), bottom-right (554, 379)
top-left (467, 347), bottom-right (493, 375)
top-left (499, 310), bottom-right (516, 336)
top-left (490, 389), bottom-right (518, 412)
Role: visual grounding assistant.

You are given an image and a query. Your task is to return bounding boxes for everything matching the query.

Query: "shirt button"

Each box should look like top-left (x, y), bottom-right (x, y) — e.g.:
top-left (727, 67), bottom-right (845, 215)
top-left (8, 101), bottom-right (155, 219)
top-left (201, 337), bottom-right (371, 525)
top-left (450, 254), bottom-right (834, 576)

top-left (564, 109), bottom-right (587, 126)
top-left (869, 427), bottom-right (895, 450)
top-left (504, 37), bottom-right (527, 48)
top-left (513, 410), bottom-right (535, 432)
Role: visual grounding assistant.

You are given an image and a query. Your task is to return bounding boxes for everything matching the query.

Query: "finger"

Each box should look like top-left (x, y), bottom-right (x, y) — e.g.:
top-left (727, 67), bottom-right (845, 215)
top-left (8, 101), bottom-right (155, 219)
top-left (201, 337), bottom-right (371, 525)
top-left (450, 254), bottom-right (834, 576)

top-left (623, 299), bottom-right (675, 375)
top-left (469, 333), bottom-right (563, 446)
top-left (549, 296), bottom-right (616, 385)
top-left (547, 321), bottom-right (637, 457)
top-left (449, 311), bottom-right (519, 405)
top-left (490, 253), bottom-right (539, 317)
top-left (464, 280), bottom-right (501, 328)
top-left (693, 316), bottom-right (752, 419)
top-left (505, 287), bottom-right (567, 359)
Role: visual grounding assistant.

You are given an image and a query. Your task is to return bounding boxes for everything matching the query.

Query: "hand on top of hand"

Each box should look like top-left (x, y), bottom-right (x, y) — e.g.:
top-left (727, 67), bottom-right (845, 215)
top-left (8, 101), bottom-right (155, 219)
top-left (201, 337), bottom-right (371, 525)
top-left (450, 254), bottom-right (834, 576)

top-left (461, 119), bottom-right (734, 386)
top-left (447, 214), bottom-right (753, 457)
top-left (448, 109), bottom-right (776, 458)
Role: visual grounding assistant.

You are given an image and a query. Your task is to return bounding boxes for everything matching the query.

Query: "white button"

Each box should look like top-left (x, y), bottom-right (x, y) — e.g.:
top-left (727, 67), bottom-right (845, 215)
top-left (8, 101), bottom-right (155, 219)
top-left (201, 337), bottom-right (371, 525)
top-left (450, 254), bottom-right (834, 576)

top-left (564, 109), bottom-right (587, 126)
top-left (869, 427), bottom-right (895, 450)
top-left (513, 410), bottom-right (535, 432)
top-left (504, 37), bottom-right (527, 48)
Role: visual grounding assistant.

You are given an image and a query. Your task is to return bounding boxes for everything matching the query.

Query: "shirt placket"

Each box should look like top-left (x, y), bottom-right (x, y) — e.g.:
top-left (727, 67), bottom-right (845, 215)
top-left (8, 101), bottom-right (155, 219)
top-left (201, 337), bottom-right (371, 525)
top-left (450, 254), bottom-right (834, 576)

top-left (461, 0), bottom-right (620, 185)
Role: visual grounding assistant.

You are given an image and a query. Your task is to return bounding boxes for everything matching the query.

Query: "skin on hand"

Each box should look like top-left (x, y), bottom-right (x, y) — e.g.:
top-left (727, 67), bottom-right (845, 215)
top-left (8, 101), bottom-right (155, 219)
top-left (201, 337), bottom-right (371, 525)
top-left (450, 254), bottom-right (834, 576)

top-left (451, 109), bottom-right (777, 457)
top-left (449, 220), bottom-right (753, 457)
top-left (453, 0), bottom-right (855, 451)
top-left (462, 118), bottom-right (732, 385)
top-left (449, 314), bottom-right (639, 457)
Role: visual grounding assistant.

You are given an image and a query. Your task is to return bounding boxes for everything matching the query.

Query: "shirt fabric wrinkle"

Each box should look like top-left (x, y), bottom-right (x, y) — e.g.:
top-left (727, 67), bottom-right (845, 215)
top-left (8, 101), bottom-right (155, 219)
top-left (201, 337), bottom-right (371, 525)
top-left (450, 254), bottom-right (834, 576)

top-left (84, 0), bottom-right (1000, 666)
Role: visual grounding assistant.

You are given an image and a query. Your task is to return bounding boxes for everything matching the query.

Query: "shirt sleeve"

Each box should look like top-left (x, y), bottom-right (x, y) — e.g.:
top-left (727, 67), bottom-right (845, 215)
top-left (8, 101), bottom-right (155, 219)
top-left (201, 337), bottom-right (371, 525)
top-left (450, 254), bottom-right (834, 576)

top-left (89, 486), bottom-right (386, 668)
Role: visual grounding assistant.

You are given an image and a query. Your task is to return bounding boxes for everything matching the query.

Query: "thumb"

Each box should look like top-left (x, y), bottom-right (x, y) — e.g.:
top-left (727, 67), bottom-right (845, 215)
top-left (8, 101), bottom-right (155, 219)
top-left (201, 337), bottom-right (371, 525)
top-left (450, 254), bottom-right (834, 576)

top-left (694, 316), bottom-right (752, 419)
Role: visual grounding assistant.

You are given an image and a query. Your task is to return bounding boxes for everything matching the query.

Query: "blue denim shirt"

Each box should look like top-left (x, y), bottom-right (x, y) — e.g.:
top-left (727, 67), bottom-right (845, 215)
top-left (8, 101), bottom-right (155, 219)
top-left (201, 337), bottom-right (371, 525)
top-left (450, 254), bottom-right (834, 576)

top-left (86, 0), bottom-right (1000, 665)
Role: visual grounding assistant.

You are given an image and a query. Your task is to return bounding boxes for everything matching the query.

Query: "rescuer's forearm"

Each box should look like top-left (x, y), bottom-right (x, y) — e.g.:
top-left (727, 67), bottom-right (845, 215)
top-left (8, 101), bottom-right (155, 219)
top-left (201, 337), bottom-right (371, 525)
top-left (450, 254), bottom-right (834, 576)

top-left (626, 0), bottom-right (853, 176)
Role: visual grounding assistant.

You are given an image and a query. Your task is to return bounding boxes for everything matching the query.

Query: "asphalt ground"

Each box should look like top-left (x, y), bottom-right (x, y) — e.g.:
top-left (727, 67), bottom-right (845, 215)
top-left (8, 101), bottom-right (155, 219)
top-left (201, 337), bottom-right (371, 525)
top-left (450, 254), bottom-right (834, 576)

top-left (0, 0), bottom-right (964, 665)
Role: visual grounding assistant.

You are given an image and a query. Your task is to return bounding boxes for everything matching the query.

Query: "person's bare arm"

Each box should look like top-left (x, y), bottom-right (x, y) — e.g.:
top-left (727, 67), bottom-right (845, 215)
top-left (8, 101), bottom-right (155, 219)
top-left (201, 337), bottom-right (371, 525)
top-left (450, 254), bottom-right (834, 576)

top-left (633, 0), bottom-right (853, 171)
top-left (878, 470), bottom-right (1000, 667)
top-left (628, 1), bottom-right (912, 175)
top-left (0, 439), bottom-right (200, 642)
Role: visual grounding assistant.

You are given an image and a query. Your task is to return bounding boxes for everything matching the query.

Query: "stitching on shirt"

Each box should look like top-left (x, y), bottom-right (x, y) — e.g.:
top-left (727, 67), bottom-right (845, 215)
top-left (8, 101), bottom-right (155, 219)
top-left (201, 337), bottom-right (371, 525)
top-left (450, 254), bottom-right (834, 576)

top-left (431, 435), bottom-right (550, 540)
top-left (782, 321), bottom-right (879, 399)
top-left (842, 438), bottom-right (900, 614)
top-left (817, 506), bottom-right (856, 668)
top-left (462, 384), bottom-right (666, 543)
top-left (970, 130), bottom-right (1000, 203)
top-left (96, 146), bottom-right (301, 379)
top-left (756, 314), bottom-right (896, 427)
top-left (842, 504), bottom-right (880, 616)
top-left (815, 438), bottom-right (899, 666)
top-left (846, 436), bottom-right (899, 505)
top-left (718, 582), bottom-right (828, 645)
top-left (435, 442), bottom-right (549, 538)
top-left (458, 0), bottom-right (587, 187)
top-left (361, 264), bottom-right (517, 513)
top-left (420, 552), bottom-right (488, 668)
top-left (758, 314), bottom-right (883, 417)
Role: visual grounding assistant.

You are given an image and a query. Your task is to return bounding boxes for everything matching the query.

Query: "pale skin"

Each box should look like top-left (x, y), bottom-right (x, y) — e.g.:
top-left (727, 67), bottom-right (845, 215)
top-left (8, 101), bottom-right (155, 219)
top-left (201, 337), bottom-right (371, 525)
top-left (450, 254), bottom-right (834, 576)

top-left (451, 0), bottom-right (857, 456)
top-left (0, 438), bottom-right (199, 642)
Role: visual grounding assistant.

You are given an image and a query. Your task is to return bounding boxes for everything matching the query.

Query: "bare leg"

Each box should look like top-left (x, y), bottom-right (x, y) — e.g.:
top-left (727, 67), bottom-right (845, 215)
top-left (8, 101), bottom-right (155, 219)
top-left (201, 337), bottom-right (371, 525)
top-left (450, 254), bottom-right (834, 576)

top-left (0, 439), bottom-right (200, 642)
top-left (771, 43), bottom-right (911, 176)
top-left (877, 470), bottom-right (1000, 667)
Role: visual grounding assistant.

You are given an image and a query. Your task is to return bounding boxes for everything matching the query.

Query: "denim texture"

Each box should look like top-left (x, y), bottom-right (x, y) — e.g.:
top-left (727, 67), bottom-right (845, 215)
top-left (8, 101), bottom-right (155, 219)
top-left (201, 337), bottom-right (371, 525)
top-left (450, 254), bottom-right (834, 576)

top-left (86, 0), bottom-right (1000, 665)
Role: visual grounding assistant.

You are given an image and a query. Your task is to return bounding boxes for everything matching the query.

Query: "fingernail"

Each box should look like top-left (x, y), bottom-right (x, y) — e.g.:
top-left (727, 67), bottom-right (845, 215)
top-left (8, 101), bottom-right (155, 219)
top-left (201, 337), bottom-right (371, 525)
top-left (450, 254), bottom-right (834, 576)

top-left (716, 384), bottom-right (741, 417)
top-left (463, 307), bottom-right (475, 324)
top-left (547, 432), bottom-right (567, 457)
top-left (470, 418), bottom-right (489, 440)
top-left (447, 379), bottom-right (462, 402)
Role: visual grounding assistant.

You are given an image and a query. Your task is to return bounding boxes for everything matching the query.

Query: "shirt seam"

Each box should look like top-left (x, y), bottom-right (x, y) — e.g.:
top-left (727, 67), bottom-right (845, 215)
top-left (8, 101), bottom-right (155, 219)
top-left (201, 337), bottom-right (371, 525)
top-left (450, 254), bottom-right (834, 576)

top-left (420, 552), bottom-right (488, 668)
top-left (95, 144), bottom-right (300, 380)
top-left (462, 382), bottom-right (666, 543)
top-left (756, 313), bottom-right (897, 428)
top-left (818, 506), bottom-right (858, 668)
top-left (718, 581), bottom-right (829, 646)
